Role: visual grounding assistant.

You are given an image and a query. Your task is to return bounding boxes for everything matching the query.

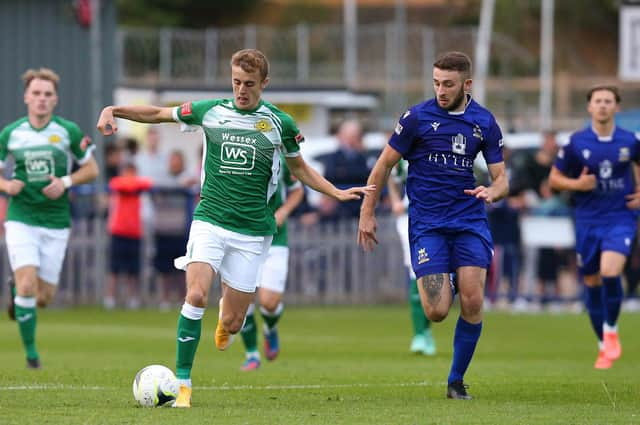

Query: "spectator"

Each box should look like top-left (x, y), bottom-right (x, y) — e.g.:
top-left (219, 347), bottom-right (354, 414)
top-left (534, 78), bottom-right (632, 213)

top-left (104, 162), bottom-right (153, 310)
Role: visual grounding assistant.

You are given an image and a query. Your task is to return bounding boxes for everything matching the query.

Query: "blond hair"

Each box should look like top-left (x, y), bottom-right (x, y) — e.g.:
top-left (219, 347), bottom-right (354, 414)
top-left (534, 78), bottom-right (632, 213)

top-left (22, 68), bottom-right (60, 91)
top-left (230, 49), bottom-right (269, 81)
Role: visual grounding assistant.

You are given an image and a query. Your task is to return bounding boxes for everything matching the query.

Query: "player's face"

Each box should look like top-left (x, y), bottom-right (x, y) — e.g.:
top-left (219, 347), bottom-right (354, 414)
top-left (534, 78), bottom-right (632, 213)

top-left (433, 68), bottom-right (471, 112)
top-left (24, 78), bottom-right (58, 119)
top-left (231, 65), bottom-right (269, 111)
top-left (587, 89), bottom-right (619, 125)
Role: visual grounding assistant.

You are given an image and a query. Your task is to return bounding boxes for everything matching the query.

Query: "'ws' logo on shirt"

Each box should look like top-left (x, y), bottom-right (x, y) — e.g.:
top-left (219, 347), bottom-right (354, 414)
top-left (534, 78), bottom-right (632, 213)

top-left (220, 142), bottom-right (256, 171)
top-left (451, 133), bottom-right (467, 155)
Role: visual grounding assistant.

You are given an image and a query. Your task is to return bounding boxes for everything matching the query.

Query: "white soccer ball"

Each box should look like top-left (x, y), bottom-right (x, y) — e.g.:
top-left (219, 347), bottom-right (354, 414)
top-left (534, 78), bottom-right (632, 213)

top-left (132, 364), bottom-right (179, 407)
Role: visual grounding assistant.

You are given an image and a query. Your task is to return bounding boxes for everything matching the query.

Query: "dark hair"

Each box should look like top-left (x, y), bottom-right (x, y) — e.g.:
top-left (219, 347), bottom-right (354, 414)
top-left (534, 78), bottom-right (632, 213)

top-left (587, 85), bottom-right (621, 103)
top-left (230, 49), bottom-right (269, 80)
top-left (433, 51), bottom-right (472, 79)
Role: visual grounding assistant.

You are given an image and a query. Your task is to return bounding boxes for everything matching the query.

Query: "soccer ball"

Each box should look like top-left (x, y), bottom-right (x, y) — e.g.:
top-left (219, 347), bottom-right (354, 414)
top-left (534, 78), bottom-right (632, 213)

top-left (132, 364), bottom-right (179, 407)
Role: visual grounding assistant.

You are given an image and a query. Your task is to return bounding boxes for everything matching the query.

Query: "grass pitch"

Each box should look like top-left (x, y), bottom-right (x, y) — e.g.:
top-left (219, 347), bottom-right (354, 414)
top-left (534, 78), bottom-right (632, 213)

top-left (0, 305), bottom-right (638, 424)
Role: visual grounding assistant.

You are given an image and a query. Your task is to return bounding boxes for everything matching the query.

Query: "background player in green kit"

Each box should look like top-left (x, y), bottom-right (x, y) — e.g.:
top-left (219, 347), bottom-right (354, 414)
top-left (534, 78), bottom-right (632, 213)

top-left (0, 68), bottom-right (99, 369)
top-left (97, 49), bottom-right (373, 407)
top-left (239, 156), bottom-right (304, 371)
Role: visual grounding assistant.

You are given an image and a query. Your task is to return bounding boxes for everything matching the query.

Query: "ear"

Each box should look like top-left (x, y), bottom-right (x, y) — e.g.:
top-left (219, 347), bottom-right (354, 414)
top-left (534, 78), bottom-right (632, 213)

top-left (464, 78), bottom-right (473, 92)
top-left (261, 76), bottom-right (270, 90)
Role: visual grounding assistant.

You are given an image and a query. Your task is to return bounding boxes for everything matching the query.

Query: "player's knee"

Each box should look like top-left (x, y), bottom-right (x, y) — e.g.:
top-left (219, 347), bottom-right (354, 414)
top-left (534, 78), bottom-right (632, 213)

top-left (425, 306), bottom-right (448, 322)
top-left (185, 287), bottom-right (208, 307)
top-left (459, 292), bottom-right (483, 316)
top-left (222, 313), bottom-right (244, 334)
top-left (260, 297), bottom-right (280, 312)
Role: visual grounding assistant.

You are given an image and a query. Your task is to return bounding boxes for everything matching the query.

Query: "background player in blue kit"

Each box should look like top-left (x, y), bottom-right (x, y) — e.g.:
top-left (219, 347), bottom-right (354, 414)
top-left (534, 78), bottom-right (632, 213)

top-left (549, 85), bottom-right (640, 369)
top-left (358, 51), bottom-right (508, 399)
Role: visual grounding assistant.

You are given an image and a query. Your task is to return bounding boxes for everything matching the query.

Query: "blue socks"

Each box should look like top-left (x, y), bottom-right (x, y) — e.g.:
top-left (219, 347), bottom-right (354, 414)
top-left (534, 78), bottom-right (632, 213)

top-left (601, 276), bottom-right (623, 327)
top-left (448, 317), bottom-right (482, 384)
top-left (585, 285), bottom-right (604, 341)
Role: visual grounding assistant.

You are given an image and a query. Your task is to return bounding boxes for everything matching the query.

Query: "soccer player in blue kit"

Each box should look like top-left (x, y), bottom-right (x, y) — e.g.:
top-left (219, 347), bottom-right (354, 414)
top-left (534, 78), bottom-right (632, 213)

top-left (549, 85), bottom-right (640, 369)
top-left (358, 51), bottom-right (508, 399)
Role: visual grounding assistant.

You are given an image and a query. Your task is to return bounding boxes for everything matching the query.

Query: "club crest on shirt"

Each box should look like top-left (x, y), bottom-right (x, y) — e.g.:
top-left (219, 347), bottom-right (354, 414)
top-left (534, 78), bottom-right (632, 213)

top-left (452, 133), bottom-right (467, 155)
top-left (582, 149), bottom-right (591, 160)
top-left (599, 159), bottom-right (612, 179)
top-left (473, 124), bottom-right (483, 141)
top-left (417, 248), bottom-right (430, 265)
top-left (254, 119), bottom-right (273, 132)
top-left (48, 134), bottom-right (62, 144)
top-left (619, 147), bottom-right (630, 162)
top-left (431, 121), bottom-right (440, 131)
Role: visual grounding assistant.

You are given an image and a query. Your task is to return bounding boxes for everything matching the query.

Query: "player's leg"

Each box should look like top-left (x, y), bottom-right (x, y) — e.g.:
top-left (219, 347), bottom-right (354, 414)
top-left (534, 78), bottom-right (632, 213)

top-left (239, 302), bottom-right (260, 370)
top-left (14, 266), bottom-right (40, 368)
top-left (599, 250), bottom-right (626, 361)
top-left (216, 229), bottom-right (273, 352)
top-left (409, 273), bottom-right (436, 355)
top-left (256, 246), bottom-right (288, 361)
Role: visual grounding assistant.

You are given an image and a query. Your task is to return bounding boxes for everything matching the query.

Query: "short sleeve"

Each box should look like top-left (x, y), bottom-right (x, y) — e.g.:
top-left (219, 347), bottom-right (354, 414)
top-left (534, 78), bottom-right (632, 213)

top-left (554, 137), bottom-right (576, 175)
top-left (0, 126), bottom-right (10, 167)
top-left (172, 100), bottom-right (218, 126)
top-left (278, 113), bottom-right (303, 157)
top-left (67, 121), bottom-right (94, 165)
top-left (481, 116), bottom-right (504, 164)
top-left (388, 108), bottom-right (419, 156)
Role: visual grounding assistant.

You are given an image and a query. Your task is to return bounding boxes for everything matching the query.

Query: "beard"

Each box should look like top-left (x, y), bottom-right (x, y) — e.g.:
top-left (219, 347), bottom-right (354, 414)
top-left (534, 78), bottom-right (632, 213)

top-left (443, 88), bottom-right (467, 111)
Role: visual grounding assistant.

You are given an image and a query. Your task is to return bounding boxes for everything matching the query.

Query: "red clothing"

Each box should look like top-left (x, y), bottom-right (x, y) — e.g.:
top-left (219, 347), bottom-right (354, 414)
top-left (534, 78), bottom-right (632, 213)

top-left (108, 176), bottom-right (153, 238)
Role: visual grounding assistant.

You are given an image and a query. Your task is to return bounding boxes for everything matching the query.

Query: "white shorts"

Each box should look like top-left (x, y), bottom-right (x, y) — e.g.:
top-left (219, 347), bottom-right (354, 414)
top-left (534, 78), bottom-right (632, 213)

top-left (4, 221), bottom-right (70, 285)
top-left (174, 220), bottom-right (273, 293)
top-left (395, 213), bottom-right (415, 279)
top-left (256, 246), bottom-right (289, 294)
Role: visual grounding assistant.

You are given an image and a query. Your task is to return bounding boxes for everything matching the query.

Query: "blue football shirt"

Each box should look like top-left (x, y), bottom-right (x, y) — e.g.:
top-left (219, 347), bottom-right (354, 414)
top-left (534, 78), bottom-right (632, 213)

top-left (554, 126), bottom-right (640, 224)
top-left (388, 95), bottom-right (504, 233)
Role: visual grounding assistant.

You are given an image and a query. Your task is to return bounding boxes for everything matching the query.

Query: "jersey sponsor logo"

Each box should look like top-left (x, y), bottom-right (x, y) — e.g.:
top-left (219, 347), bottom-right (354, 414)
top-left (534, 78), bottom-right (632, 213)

top-left (451, 133), bottom-right (467, 155)
top-left (24, 150), bottom-right (54, 182)
top-left (431, 122), bottom-right (440, 131)
top-left (473, 124), bottom-right (483, 141)
top-left (295, 133), bottom-right (305, 144)
top-left (582, 149), bottom-right (591, 160)
top-left (427, 152), bottom-right (474, 169)
top-left (48, 134), bottom-right (62, 144)
top-left (417, 248), bottom-right (430, 264)
top-left (255, 119), bottom-right (273, 132)
top-left (395, 123), bottom-right (403, 135)
top-left (180, 102), bottom-right (193, 116)
top-left (220, 142), bottom-right (256, 171)
top-left (619, 147), bottom-right (630, 162)
top-left (599, 159), bottom-right (612, 179)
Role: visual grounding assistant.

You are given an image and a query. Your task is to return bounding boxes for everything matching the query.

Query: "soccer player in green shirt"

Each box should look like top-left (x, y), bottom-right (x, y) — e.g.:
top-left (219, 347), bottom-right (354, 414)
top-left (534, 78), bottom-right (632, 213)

top-left (97, 49), bottom-right (373, 407)
top-left (0, 68), bottom-right (99, 369)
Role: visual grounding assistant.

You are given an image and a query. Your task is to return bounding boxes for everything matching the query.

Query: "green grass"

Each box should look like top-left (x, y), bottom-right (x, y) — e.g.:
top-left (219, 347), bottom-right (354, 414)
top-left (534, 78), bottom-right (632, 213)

top-left (0, 306), bottom-right (639, 424)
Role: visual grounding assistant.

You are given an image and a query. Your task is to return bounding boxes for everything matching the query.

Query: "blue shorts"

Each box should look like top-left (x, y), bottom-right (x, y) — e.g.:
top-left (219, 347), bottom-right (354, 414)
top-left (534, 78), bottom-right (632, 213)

top-left (409, 227), bottom-right (493, 279)
top-left (575, 221), bottom-right (636, 275)
top-left (110, 235), bottom-right (141, 276)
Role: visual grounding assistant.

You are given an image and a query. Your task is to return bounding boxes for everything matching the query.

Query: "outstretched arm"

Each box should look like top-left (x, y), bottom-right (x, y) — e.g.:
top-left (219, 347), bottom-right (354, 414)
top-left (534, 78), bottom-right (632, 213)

top-left (284, 155), bottom-right (374, 201)
top-left (97, 105), bottom-right (175, 135)
top-left (464, 161), bottom-right (509, 204)
top-left (358, 145), bottom-right (402, 251)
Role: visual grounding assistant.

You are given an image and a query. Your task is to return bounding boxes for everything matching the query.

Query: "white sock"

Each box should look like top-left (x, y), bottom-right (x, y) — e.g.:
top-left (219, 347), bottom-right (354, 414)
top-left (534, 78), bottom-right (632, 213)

top-left (177, 378), bottom-right (192, 388)
top-left (603, 323), bottom-right (618, 333)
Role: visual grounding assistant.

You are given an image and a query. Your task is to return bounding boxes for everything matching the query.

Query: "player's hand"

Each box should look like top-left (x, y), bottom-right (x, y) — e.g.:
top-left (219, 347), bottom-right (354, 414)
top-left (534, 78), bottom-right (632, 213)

top-left (626, 190), bottom-right (640, 209)
top-left (358, 214), bottom-right (378, 252)
top-left (335, 185), bottom-right (376, 202)
top-left (575, 166), bottom-right (597, 191)
top-left (97, 106), bottom-right (118, 135)
top-left (391, 199), bottom-right (406, 216)
top-left (274, 208), bottom-right (287, 227)
top-left (4, 179), bottom-right (24, 196)
top-left (41, 176), bottom-right (66, 200)
top-left (464, 185), bottom-right (494, 204)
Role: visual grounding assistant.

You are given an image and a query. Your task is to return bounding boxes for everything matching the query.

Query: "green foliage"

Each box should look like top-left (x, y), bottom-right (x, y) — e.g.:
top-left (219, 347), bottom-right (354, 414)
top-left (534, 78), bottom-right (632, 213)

top-left (0, 306), bottom-right (638, 424)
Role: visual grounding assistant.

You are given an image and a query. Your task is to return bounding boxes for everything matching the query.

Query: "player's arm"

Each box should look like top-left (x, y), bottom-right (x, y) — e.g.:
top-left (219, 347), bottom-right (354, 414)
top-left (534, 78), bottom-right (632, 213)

top-left (358, 145), bottom-right (402, 251)
top-left (464, 161), bottom-right (509, 204)
top-left (42, 156), bottom-right (99, 200)
top-left (274, 185), bottom-right (304, 227)
top-left (97, 105), bottom-right (174, 135)
top-left (548, 165), bottom-right (595, 192)
top-left (625, 162), bottom-right (640, 209)
top-left (284, 155), bottom-right (374, 202)
top-left (0, 174), bottom-right (24, 196)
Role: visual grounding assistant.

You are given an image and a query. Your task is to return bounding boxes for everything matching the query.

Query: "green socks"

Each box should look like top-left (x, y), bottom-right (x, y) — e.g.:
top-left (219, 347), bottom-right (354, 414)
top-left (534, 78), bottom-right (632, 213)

top-left (260, 303), bottom-right (284, 331)
top-left (175, 303), bottom-right (204, 380)
top-left (240, 309), bottom-right (258, 353)
top-left (14, 296), bottom-right (38, 361)
top-left (409, 278), bottom-right (430, 335)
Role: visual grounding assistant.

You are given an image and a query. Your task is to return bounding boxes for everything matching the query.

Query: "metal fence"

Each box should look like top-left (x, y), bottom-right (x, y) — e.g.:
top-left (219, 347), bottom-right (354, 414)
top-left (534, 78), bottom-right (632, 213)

top-left (0, 214), bottom-right (407, 308)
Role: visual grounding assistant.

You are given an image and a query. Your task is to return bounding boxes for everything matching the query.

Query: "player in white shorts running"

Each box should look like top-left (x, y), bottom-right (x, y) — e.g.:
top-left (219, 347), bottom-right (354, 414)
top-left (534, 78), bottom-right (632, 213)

top-left (97, 49), bottom-right (374, 408)
top-left (0, 68), bottom-right (98, 369)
